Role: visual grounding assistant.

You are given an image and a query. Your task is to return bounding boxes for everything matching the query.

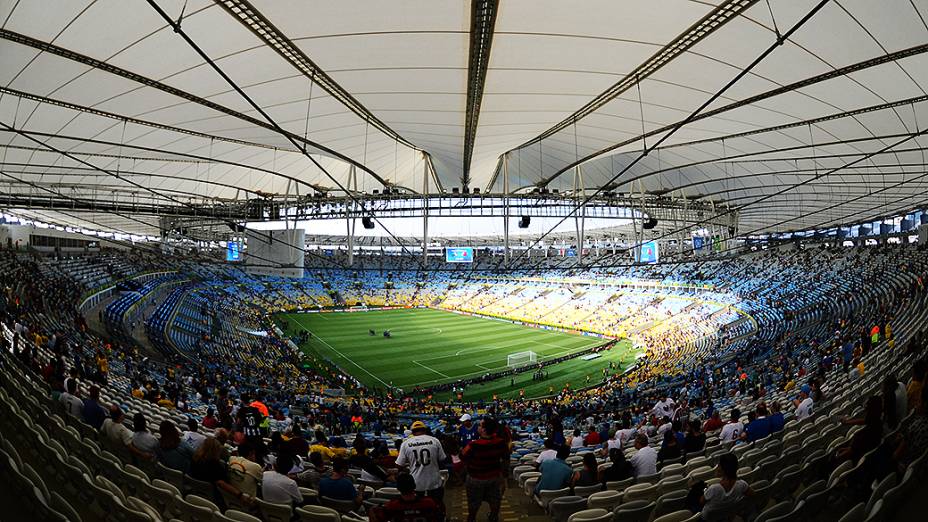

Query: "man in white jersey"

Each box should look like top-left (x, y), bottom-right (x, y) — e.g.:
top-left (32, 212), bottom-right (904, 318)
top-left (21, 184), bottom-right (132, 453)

top-left (396, 421), bottom-right (447, 512)
top-left (60, 379), bottom-right (83, 418)
top-left (719, 409), bottom-right (743, 442)
top-left (793, 384), bottom-right (814, 421)
top-left (652, 395), bottom-right (675, 419)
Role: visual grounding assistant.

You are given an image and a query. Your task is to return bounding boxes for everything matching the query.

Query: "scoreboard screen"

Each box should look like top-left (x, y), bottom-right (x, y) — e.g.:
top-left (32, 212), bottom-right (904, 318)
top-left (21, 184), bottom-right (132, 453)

top-left (637, 241), bottom-right (659, 264)
top-left (226, 241), bottom-right (241, 261)
top-left (445, 247), bottom-right (474, 263)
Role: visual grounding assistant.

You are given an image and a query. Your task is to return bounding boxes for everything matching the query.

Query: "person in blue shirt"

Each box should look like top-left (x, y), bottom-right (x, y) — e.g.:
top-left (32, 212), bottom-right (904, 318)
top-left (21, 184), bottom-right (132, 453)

top-left (534, 446), bottom-right (573, 495)
top-left (767, 402), bottom-right (785, 433)
top-left (319, 457), bottom-right (366, 507)
top-left (458, 414), bottom-right (478, 447)
top-left (743, 403), bottom-right (772, 442)
top-left (843, 341), bottom-right (855, 372)
top-left (81, 385), bottom-right (108, 430)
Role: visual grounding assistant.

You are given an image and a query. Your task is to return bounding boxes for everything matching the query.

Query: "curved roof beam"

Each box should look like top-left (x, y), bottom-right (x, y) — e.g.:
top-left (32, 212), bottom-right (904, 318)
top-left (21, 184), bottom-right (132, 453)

top-left (145, 0), bottom-right (423, 267)
top-left (540, 42), bottom-right (928, 186)
top-left (0, 163), bottom-right (270, 198)
top-left (511, 0), bottom-right (759, 151)
top-left (0, 28), bottom-right (389, 188)
top-left (214, 0), bottom-right (423, 153)
top-left (463, 0), bottom-right (499, 187)
top-left (594, 93), bottom-right (928, 193)
top-left (0, 86), bottom-right (291, 153)
top-left (0, 132), bottom-right (332, 195)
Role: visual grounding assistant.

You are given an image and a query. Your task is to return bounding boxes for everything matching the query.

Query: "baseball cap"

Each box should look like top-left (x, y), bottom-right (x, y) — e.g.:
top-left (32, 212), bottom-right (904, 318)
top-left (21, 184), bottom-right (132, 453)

top-left (460, 413), bottom-right (472, 422)
top-left (800, 384), bottom-right (811, 395)
top-left (411, 421), bottom-right (427, 431)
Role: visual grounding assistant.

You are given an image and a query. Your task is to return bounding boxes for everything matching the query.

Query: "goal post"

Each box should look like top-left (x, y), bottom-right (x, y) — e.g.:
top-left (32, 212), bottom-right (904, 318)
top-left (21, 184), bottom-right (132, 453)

top-left (507, 350), bottom-right (538, 369)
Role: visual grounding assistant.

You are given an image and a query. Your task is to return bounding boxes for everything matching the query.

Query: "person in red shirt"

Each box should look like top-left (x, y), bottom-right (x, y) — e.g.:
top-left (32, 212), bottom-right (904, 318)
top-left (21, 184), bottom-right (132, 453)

top-left (371, 473), bottom-right (441, 522)
top-left (583, 426), bottom-right (601, 446)
top-left (461, 418), bottom-right (509, 522)
top-left (703, 411), bottom-right (723, 433)
top-left (249, 398), bottom-right (269, 418)
top-left (201, 407), bottom-right (219, 430)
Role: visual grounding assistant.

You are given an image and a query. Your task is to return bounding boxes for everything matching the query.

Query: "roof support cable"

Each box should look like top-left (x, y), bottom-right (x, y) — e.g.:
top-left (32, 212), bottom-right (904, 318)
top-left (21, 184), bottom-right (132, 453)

top-left (913, 101), bottom-right (922, 187)
top-left (146, 0), bottom-right (424, 268)
top-left (175, 0), bottom-right (188, 29)
top-left (578, 110), bottom-right (928, 271)
top-left (0, 121), bottom-right (347, 269)
top-left (513, 0), bottom-right (832, 272)
top-left (303, 74), bottom-right (314, 145)
top-left (116, 119), bottom-right (127, 180)
top-left (807, 123), bottom-right (820, 217)
top-left (765, 0), bottom-right (783, 43)
top-left (636, 75), bottom-right (647, 153)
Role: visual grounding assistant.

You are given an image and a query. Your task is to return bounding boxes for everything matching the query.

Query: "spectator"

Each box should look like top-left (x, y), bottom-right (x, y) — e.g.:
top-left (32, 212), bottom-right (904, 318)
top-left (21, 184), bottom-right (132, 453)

top-left (883, 375), bottom-right (907, 431)
top-left (157, 420), bottom-right (193, 474)
top-left (658, 431), bottom-right (682, 463)
top-left (719, 409), bottom-right (743, 443)
top-left (461, 418), bottom-right (509, 522)
top-left (202, 407), bottom-right (220, 429)
top-left (191, 437), bottom-right (245, 508)
top-left (767, 402), bottom-right (785, 433)
top-left (657, 416), bottom-right (673, 437)
top-left (629, 433), bottom-right (657, 477)
top-left (908, 359), bottom-right (927, 413)
top-left (81, 385), bottom-right (108, 430)
top-left (743, 403), bottom-right (772, 442)
top-left (895, 379), bottom-right (928, 464)
top-left (837, 396), bottom-right (883, 465)
top-left (183, 418), bottom-right (207, 451)
top-left (371, 473), bottom-right (441, 522)
top-left (395, 421), bottom-right (446, 506)
top-left (101, 406), bottom-right (153, 461)
top-left (534, 445), bottom-right (572, 494)
top-left (262, 452), bottom-right (303, 506)
top-left (583, 426), bottom-right (601, 446)
top-left (59, 378), bottom-right (82, 418)
top-left (229, 440), bottom-right (263, 498)
top-left (600, 448), bottom-right (633, 485)
top-left (698, 453), bottom-right (752, 520)
top-left (534, 438), bottom-right (558, 466)
top-left (793, 385), bottom-right (814, 421)
top-left (131, 413), bottom-right (159, 457)
top-left (572, 452), bottom-right (599, 487)
top-left (309, 430), bottom-right (336, 462)
top-left (684, 421), bottom-right (706, 454)
top-left (286, 421), bottom-right (310, 459)
top-left (458, 414), bottom-right (478, 448)
top-left (569, 428), bottom-right (584, 448)
top-left (613, 419), bottom-right (637, 448)
top-left (296, 451), bottom-right (330, 490)
top-left (352, 435), bottom-right (394, 486)
top-left (319, 457), bottom-right (365, 507)
top-left (653, 395), bottom-right (675, 418)
top-left (703, 411), bottom-right (723, 433)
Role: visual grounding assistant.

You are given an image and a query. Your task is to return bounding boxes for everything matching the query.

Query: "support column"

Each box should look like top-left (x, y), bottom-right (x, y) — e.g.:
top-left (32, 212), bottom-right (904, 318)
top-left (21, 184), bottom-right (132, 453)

top-left (422, 153), bottom-right (429, 267)
top-left (573, 165), bottom-right (586, 264)
top-left (347, 165), bottom-right (356, 266)
top-left (503, 153), bottom-right (510, 267)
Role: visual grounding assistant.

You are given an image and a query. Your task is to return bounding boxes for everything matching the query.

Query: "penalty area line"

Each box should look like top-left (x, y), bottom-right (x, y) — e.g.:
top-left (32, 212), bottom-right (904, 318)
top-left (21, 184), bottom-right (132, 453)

top-left (292, 315), bottom-right (392, 389)
top-left (413, 360), bottom-right (449, 379)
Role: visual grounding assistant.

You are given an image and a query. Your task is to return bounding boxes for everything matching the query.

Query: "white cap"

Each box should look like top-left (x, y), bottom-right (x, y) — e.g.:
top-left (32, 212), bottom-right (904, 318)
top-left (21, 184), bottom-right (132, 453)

top-left (460, 414), bottom-right (472, 422)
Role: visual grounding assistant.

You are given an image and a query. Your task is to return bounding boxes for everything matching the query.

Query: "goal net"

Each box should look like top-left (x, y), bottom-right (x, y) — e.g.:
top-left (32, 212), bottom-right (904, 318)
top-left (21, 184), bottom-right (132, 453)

top-left (507, 351), bottom-right (538, 369)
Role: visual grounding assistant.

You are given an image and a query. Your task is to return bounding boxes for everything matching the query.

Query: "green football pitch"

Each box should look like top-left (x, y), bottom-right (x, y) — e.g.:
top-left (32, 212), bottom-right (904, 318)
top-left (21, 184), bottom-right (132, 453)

top-left (278, 308), bottom-right (637, 400)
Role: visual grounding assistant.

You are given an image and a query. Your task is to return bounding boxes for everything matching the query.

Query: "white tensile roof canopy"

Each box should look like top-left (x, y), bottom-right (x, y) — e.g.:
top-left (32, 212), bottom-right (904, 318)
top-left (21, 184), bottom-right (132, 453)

top-left (2, 0), bottom-right (928, 237)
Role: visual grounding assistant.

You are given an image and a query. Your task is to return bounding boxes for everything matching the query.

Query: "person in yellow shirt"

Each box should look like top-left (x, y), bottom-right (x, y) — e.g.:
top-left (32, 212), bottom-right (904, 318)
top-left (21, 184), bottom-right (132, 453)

top-left (309, 434), bottom-right (336, 462)
top-left (907, 360), bottom-right (926, 412)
